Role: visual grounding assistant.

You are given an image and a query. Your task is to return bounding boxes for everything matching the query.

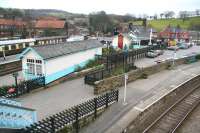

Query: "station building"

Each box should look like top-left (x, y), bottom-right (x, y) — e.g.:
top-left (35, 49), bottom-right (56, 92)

top-left (19, 39), bottom-right (103, 84)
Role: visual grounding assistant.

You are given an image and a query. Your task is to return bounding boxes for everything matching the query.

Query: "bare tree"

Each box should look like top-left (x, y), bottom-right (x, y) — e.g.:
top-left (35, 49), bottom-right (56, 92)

top-left (179, 11), bottom-right (189, 22)
top-left (196, 9), bottom-right (200, 16)
top-left (160, 13), bottom-right (164, 19)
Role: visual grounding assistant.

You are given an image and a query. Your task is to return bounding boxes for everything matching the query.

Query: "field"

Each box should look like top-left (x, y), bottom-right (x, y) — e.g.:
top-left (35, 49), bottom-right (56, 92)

top-left (131, 16), bottom-right (200, 31)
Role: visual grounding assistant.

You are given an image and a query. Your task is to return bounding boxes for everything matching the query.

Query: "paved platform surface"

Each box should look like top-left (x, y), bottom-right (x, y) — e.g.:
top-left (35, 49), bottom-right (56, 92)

top-left (0, 54), bottom-right (19, 65)
top-left (16, 78), bottom-right (94, 120)
top-left (0, 71), bottom-right (24, 86)
top-left (81, 61), bottom-right (200, 133)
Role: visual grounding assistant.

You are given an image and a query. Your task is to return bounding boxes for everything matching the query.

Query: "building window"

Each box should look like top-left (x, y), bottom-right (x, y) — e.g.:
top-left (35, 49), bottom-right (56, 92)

top-left (27, 59), bottom-right (34, 63)
top-left (27, 63), bottom-right (35, 75)
top-left (36, 60), bottom-right (42, 64)
top-left (36, 65), bottom-right (42, 76)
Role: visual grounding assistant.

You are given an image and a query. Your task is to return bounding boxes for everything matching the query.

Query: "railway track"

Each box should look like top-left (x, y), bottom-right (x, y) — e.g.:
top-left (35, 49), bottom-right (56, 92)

top-left (143, 86), bottom-right (200, 133)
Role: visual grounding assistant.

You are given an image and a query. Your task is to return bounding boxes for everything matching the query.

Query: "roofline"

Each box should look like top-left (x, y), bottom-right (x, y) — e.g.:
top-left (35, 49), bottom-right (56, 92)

top-left (44, 45), bottom-right (102, 60)
top-left (18, 47), bottom-right (44, 60)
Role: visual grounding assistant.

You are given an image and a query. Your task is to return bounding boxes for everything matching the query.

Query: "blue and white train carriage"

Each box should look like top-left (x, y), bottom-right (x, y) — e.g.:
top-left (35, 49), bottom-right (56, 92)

top-left (19, 39), bottom-right (103, 84)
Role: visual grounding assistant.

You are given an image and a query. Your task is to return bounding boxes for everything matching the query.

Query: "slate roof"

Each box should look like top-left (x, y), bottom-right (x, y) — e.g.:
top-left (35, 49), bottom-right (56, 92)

top-left (30, 39), bottom-right (102, 60)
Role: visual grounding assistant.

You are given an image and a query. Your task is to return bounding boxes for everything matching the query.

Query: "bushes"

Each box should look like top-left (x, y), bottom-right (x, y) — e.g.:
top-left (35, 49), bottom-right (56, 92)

top-left (0, 85), bottom-right (15, 96)
top-left (196, 54), bottom-right (200, 60)
top-left (140, 73), bottom-right (148, 79)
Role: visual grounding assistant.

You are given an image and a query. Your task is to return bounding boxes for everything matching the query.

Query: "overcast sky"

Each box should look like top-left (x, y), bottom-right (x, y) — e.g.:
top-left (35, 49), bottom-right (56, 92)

top-left (0, 0), bottom-right (199, 15)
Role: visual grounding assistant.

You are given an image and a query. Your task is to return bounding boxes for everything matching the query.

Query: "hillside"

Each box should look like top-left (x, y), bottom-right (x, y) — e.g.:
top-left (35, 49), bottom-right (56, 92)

top-left (131, 17), bottom-right (200, 31)
top-left (0, 8), bottom-right (87, 19)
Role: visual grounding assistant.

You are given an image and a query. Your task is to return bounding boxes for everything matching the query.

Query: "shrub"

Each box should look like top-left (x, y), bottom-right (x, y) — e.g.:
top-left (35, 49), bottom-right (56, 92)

top-left (196, 54), bottom-right (200, 60)
top-left (140, 73), bottom-right (148, 79)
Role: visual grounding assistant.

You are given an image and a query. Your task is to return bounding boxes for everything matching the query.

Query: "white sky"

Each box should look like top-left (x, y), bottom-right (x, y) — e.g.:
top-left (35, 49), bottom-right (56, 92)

top-left (0, 0), bottom-right (199, 15)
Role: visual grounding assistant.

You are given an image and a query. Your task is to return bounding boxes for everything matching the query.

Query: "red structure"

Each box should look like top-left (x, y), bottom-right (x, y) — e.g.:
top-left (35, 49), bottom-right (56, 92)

top-left (159, 26), bottom-right (189, 40)
top-left (118, 34), bottom-right (124, 49)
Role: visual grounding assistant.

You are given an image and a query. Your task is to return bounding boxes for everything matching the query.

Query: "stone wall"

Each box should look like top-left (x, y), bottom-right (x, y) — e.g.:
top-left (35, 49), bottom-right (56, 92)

top-left (94, 57), bottom-right (190, 94)
top-left (0, 60), bottom-right (22, 76)
top-left (126, 74), bottom-right (200, 133)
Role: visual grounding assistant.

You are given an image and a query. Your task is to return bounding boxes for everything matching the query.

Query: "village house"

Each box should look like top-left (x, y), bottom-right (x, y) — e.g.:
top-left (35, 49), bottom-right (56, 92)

top-left (0, 18), bottom-right (26, 38)
top-left (34, 17), bottom-right (68, 37)
top-left (19, 39), bottom-right (103, 84)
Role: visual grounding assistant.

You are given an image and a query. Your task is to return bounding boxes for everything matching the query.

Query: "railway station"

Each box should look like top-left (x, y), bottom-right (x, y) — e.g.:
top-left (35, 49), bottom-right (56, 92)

top-left (0, 1), bottom-right (200, 133)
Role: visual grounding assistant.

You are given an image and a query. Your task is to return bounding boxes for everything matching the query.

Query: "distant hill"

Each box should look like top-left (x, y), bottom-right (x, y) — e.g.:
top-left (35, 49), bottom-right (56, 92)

top-left (131, 16), bottom-right (200, 31)
top-left (0, 7), bottom-right (87, 19)
top-left (23, 9), bottom-right (86, 19)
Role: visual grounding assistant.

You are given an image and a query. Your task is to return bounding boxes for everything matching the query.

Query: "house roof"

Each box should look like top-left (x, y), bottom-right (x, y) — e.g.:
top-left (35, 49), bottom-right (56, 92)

top-left (0, 18), bottom-right (26, 26)
top-left (21, 39), bottom-right (102, 60)
top-left (35, 20), bottom-right (65, 29)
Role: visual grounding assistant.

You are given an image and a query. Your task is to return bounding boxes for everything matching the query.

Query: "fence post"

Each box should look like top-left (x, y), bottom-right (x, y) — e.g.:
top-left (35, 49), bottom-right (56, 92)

top-left (106, 93), bottom-right (109, 108)
top-left (94, 98), bottom-right (97, 119)
top-left (116, 90), bottom-right (119, 102)
top-left (75, 107), bottom-right (79, 133)
top-left (26, 81), bottom-right (30, 93)
top-left (50, 116), bottom-right (55, 133)
top-left (102, 70), bottom-right (104, 80)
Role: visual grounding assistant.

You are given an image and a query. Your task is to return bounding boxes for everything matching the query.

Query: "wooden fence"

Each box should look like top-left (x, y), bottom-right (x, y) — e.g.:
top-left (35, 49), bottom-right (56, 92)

top-left (21, 89), bottom-right (119, 133)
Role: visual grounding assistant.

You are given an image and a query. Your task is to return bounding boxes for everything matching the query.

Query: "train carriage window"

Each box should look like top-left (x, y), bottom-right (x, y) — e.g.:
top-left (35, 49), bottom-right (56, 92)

top-left (18, 43), bottom-right (23, 49)
top-left (25, 42), bottom-right (29, 47)
top-left (4, 46), bottom-right (9, 51)
top-left (11, 45), bottom-right (16, 50)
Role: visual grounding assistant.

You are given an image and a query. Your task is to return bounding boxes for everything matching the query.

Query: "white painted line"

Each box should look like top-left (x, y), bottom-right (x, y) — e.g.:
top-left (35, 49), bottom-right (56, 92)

top-left (134, 106), bottom-right (144, 112)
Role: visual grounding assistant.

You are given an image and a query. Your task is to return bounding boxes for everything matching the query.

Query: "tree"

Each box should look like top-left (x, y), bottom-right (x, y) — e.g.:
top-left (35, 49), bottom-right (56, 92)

top-left (160, 13), bottom-right (164, 19)
top-left (89, 11), bottom-right (115, 34)
top-left (196, 9), bottom-right (200, 16)
top-left (168, 11), bottom-right (175, 18)
top-left (179, 11), bottom-right (189, 22)
top-left (164, 11), bottom-right (175, 19)
top-left (154, 14), bottom-right (158, 20)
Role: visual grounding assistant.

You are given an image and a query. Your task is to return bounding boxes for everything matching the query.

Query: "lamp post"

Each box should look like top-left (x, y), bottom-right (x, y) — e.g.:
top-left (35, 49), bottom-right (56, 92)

top-left (172, 49), bottom-right (177, 68)
top-left (123, 48), bottom-right (129, 105)
top-left (123, 73), bottom-right (128, 105)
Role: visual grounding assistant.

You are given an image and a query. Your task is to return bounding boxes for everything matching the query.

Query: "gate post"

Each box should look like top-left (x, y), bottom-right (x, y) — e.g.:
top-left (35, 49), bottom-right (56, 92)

top-left (94, 98), bottom-right (97, 119)
top-left (75, 107), bottom-right (79, 133)
top-left (106, 93), bottom-right (109, 108)
top-left (50, 116), bottom-right (55, 133)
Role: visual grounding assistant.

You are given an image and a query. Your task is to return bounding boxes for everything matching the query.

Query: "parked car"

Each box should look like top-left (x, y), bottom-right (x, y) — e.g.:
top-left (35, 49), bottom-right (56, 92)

top-left (146, 50), bottom-right (164, 58)
top-left (167, 46), bottom-right (179, 51)
top-left (146, 50), bottom-right (158, 58)
top-left (154, 50), bottom-right (164, 55)
top-left (177, 43), bottom-right (189, 49)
